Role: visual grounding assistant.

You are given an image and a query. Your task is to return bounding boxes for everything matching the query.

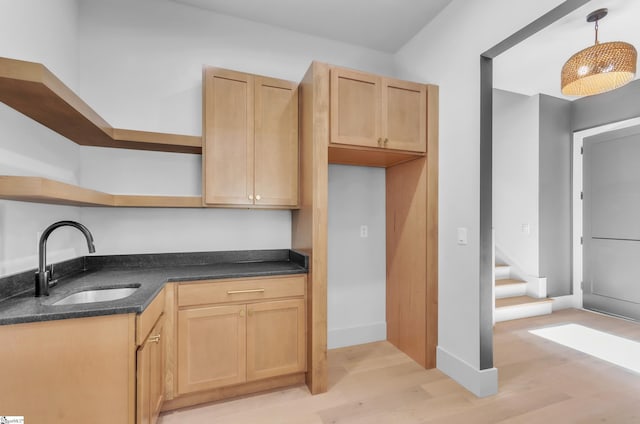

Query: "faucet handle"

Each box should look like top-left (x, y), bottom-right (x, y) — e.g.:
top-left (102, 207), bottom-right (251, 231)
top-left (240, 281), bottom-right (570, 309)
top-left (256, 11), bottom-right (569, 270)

top-left (48, 268), bottom-right (58, 288)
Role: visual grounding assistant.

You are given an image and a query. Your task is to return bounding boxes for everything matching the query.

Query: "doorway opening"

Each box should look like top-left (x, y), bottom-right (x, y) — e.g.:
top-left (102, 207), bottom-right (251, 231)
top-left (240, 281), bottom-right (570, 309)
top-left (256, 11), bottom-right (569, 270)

top-left (479, 0), bottom-right (592, 371)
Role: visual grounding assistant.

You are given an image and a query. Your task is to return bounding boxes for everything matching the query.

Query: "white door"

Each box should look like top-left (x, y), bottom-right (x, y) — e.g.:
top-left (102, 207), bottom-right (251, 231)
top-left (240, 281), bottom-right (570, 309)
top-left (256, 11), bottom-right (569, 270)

top-left (583, 124), bottom-right (640, 320)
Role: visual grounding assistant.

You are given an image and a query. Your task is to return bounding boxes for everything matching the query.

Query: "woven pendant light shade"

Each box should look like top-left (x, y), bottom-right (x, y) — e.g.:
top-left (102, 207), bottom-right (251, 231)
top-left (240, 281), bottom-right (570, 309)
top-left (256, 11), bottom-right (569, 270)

top-left (561, 41), bottom-right (637, 96)
top-left (561, 8), bottom-right (637, 96)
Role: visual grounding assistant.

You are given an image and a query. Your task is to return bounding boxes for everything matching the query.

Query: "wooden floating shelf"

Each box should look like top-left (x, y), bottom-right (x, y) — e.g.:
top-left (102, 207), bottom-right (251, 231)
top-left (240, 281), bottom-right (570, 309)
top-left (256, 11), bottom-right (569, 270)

top-left (0, 57), bottom-right (202, 154)
top-left (0, 176), bottom-right (203, 208)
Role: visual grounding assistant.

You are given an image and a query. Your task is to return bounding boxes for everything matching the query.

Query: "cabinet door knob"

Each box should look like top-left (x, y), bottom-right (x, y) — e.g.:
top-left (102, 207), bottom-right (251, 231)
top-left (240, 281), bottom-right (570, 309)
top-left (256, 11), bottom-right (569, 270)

top-left (377, 137), bottom-right (382, 146)
top-left (383, 138), bottom-right (389, 145)
top-left (248, 194), bottom-right (254, 201)
top-left (255, 194), bottom-right (261, 201)
top-left (239, 309), bottom-right (245, 317)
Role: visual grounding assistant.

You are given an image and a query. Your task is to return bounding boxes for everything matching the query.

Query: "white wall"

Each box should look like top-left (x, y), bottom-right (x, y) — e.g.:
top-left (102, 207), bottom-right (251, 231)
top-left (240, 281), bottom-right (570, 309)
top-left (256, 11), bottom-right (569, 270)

top-left (80, 208), bottom-right (291, 255)
top-left (72, 0), bottom-right (392, 336)
top-left (0, 0), bottom-right (84, 277)
top-left (493, 89), bottom-right (540, 277)
top-left (538, 94), bottom-right (572, 297)
top-left (0, 0), bottom-right (79, 86)
top-left (74, 0), bottom-right (394, 255)
top-left (327, 165), bottom-right (386, 348)
top-left (393, 0), bottom-right (565, 396)
top-left (77, 0), bottom-right (394, 137)
top-left (0, 0), bottom-right (391, 346)
top-left (493, 90), bottom-right (572, 298)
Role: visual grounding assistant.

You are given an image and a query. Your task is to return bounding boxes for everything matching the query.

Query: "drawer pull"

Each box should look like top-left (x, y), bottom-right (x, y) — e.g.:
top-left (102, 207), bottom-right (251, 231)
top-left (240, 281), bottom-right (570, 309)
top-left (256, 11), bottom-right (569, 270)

top-left (227, 288), bottom-right (265, 295)
top-left (148, 334), bottom-right (161, 343)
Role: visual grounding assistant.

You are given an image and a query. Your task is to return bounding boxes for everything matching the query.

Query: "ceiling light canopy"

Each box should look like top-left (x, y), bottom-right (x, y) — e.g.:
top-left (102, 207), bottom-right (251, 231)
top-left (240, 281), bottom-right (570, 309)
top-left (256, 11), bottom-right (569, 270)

top-left (561, 8), bottom-right (637, 96)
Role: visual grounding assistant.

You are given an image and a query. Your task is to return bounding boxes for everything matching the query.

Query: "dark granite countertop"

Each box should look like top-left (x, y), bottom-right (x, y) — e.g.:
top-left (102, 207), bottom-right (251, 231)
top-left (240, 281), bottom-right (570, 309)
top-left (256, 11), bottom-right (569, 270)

top-left (0, 249), bottom-right (308, 326)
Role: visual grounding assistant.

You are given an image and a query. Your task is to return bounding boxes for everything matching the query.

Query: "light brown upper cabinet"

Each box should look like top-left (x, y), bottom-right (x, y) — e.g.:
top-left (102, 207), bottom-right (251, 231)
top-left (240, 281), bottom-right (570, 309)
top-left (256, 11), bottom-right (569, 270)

top-left (203, 67), bottom-right (299, 208)
top-left (330, 66), bottom-right (427, 153)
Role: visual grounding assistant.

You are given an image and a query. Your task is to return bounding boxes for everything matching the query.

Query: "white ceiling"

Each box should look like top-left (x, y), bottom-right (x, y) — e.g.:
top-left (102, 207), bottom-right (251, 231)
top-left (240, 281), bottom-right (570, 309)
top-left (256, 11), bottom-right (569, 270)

top-left (494, 0), bottom-right (640, 99)
top-left (172, 0), bottom-right (453, 53)
top-left (171, 0), bottom-right (638, 98)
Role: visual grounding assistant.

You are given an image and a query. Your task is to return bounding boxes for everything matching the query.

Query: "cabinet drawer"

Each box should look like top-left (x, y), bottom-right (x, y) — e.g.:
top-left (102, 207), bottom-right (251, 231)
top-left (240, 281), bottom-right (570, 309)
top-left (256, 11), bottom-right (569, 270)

top-left (178, 275), bottom-right (306, 307)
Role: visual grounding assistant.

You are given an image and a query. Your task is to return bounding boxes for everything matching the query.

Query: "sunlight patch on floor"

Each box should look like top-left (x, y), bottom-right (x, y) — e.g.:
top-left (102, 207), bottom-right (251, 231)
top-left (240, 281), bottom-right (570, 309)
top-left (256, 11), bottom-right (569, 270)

top-left (530, 323), bottom-right (640, 374)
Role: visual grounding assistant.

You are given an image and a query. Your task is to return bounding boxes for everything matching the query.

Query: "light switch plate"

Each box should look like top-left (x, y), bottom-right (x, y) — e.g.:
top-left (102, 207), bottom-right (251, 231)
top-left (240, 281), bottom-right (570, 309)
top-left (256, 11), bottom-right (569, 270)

top-left (457, 227), bottom-right (468, 245)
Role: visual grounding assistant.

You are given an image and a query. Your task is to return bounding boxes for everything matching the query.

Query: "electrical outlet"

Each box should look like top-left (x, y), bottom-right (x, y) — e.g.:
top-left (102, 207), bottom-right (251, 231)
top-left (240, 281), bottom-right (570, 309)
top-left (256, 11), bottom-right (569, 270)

top-left (360, 225), bottom-right (368, 238)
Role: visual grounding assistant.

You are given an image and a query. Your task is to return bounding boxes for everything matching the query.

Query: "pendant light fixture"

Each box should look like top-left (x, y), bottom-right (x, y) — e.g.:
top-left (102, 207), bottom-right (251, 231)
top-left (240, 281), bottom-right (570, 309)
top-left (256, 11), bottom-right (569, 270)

top-left (561, 8), bottom-right (637, 96)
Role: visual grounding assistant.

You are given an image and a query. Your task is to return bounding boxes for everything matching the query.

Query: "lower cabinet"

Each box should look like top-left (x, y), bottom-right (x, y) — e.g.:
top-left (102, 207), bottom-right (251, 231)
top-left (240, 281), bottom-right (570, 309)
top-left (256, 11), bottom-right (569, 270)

top-left (246, 299), bottom-right (306, 381)
top-left (135, 287), bottom-right (166, 424)
top-left (175, 275), bottom-right (307, 398)
top-left (177, 304), bottom-right (247, 393)
top-left (0, 276), bottom-right (306, 421)
top-left (137, 314), bottom-right (165, 424)
top-left (0, 314), bottom-right (136, 424)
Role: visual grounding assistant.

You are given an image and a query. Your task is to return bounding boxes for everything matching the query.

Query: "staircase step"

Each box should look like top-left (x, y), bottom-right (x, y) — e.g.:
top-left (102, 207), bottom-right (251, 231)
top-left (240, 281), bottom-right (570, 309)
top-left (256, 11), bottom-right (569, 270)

top-left (495, 295), bottom-right (553, 322)
top-left (495, 278), bottom-right (527, 299)
top-left (494, 264), bottom-right (511, 279)
top-left (496, 295), bottom-right (552, 308)
top-left (495, 278), bottom-right (525, 287)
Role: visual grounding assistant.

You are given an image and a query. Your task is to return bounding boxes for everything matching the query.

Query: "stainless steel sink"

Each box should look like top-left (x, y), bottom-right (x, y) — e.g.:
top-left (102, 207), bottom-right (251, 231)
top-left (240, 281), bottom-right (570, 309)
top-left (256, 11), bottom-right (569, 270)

top-left (52, 287), bottom-right (139, 306)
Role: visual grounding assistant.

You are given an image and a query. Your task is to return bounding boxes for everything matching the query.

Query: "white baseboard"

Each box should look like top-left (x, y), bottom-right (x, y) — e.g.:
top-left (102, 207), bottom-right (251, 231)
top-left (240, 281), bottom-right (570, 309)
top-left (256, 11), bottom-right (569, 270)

top-left (328, 322), bottom-right (387, 349)
top-left (436, 346), bottom-right (498, 398)
top-left (495, 302), bottom-right (552, 322)
top-left (551, 294), bottom-right (581, 311)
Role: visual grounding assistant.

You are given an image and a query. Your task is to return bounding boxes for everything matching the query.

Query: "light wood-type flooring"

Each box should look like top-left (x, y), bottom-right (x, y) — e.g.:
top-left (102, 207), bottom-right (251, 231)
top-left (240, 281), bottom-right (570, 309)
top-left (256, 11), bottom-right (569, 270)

top-left (159, 309), bottom-right (640, 423)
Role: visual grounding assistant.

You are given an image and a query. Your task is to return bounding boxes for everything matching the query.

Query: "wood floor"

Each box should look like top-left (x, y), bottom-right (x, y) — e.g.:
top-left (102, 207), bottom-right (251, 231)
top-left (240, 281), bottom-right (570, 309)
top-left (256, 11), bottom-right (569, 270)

top-left (159, 309), bottom-right (640, 423)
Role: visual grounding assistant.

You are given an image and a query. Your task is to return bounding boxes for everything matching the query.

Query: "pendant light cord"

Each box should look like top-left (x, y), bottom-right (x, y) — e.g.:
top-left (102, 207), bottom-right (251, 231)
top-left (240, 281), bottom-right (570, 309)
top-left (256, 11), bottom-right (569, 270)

top-left (594, 19), bottom-right (599, 45)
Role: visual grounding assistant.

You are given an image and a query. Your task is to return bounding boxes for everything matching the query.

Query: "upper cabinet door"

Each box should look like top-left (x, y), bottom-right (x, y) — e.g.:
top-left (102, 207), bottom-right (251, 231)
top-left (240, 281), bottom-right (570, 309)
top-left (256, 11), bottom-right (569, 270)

top-left (330, 67), bottom-right (381, 148)
top-left (330, 67), bottom-right (427, 153)
top-left (203, 68), bottom-right (254, 206)
top-left (382, 78), bottom-right (427, 153)
top-left (254, 77), bottom-right (299, 207)
top-left (203, 67), bottom-right (299, 208)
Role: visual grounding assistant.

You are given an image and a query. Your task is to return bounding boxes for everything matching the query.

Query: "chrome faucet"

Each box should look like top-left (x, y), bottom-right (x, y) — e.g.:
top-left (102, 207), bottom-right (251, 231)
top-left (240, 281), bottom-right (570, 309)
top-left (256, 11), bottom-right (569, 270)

top-left (35, 220), bottom-right (96, 297)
